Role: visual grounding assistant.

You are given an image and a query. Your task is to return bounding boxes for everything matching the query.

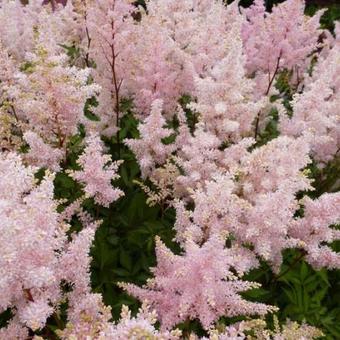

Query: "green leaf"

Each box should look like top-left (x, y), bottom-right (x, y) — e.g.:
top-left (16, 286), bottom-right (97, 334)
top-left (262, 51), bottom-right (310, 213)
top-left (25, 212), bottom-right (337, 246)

top-left (119, 249), bottom-right (132, 271)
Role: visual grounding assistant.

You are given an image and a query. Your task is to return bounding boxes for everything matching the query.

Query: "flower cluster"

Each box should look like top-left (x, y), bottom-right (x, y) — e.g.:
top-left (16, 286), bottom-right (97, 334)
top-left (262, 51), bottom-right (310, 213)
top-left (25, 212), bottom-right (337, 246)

top-left (0, 152), bottom-right (99, 336)
top-left (124, 99), bottom-right (176, 178)
top-left (0, 0), bottom-right (80, 61)
top-left (279, 40), bottom-right (340, 163)
top-left (69, 134), bottom-right (124, 207)
top-left (0, 42), bottom-right (100, 169)
top-left (121, 236), bottom-right (275, 331)
top-left (85, 0), bottom-right (135, 136)
top-left (242, 0), bottom-right (324, 94)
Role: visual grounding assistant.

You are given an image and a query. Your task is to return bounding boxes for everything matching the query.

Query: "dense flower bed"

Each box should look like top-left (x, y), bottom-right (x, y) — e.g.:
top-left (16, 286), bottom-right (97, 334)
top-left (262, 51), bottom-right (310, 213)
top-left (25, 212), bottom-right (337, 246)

top-left (0, 0), bottom-right (339, 339)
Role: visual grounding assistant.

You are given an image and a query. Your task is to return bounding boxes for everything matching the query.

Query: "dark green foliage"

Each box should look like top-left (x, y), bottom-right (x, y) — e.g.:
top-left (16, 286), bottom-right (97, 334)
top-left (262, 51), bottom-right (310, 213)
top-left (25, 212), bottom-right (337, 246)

top-left (89, 161), bottom-right (179, 318)
top-left (306, 3), bottom-right (340, 31)
top-left (242, 249), bottom-right (340, 339)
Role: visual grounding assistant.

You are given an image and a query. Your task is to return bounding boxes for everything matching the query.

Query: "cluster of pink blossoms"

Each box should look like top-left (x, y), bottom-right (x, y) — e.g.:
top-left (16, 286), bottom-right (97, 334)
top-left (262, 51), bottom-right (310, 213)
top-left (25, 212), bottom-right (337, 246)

top-left (279, 33), bottom-right (340, 162)
top-left (0, 0), bottom-right (339, 338)
top-left (0, 152), bottom-right (99, 337)
top-left (118, 0), bottom-right (340, 332)
top-left (241, 0), bottom-right (325, 94)
top-left (69, 134), bottom-right (124, 207)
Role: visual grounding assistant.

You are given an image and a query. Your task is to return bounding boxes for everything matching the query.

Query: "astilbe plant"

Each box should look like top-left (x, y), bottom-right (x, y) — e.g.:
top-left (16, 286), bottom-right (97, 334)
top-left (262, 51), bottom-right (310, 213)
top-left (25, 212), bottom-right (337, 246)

top-left (0, 41), bottom-right (100, 169)
top-left (125, 0), bottom-right (246, 117)
top-left (241, 0), bottom-right (325, 94)
top-left (0, 0), bottom-right (80, 62)
top-left (85, 0), bottom-right (135, 137)
top-left (0, 148), bottom-right (141, 339)
top-left (279, 39), bottom-right (340, 163)
top-left (13, 47), bottom-right (99, 146)
top-left (0, 152), bottom-right (99, 337)
top-left (120, 0), bottom-right (340, 334)
top-left (124, 99), bottom-right (176, 178)
top-left (0, 0), bottom-right (339, 338)
top-left (120, 235), bottom-right (275, 331)
top-left (126, 17), bottom-right (188, 117)
top-left (68, 133), bottom-right (124, 207)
